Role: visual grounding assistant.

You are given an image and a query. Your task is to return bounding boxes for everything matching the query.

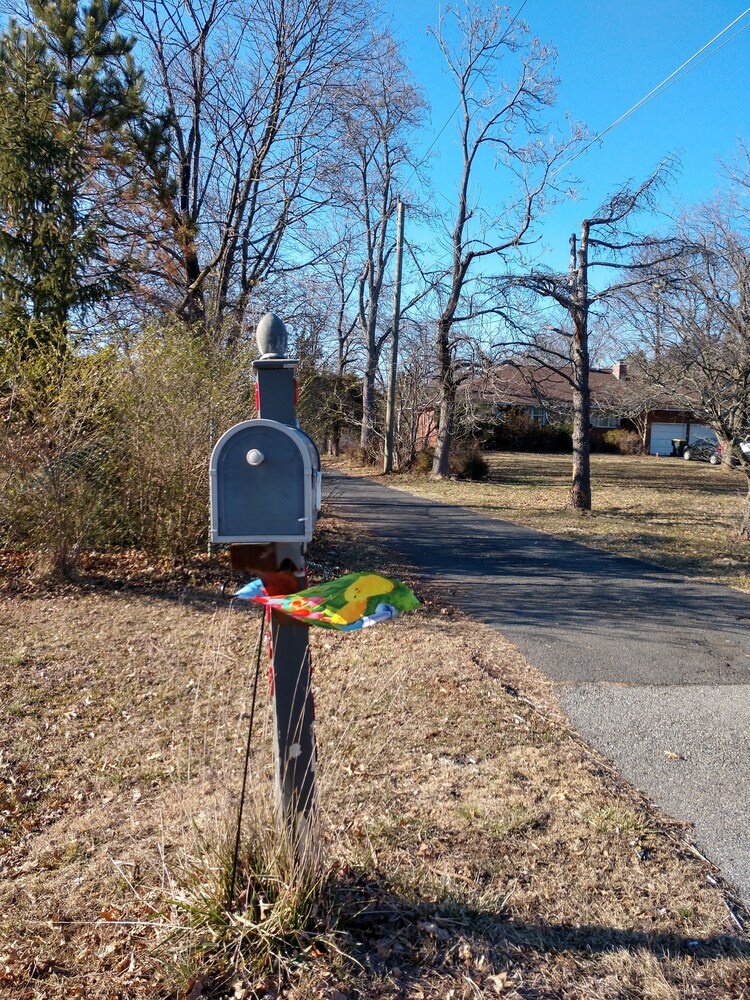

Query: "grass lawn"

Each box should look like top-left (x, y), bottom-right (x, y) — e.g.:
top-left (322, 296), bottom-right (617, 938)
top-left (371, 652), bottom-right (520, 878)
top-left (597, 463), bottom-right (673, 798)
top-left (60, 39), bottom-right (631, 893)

top-left (1, 523), bottom-right (749, 998)
top-left (341, 452), bottom-right (750, 592)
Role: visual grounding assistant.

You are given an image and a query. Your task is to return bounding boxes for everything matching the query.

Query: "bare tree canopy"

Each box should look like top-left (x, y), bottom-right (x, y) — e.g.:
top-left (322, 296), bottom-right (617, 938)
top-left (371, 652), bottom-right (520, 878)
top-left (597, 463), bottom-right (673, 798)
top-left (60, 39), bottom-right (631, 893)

top-left (636, 150), bottom-right (750, 533)
top-left (509, 161), bottom-right (679, 510)
top-left (332, 29), bottom-right (427, 451)
top-left (427, 0), bottom-right (583, 478)
top-left (125, 0), bottom-right (372, 342)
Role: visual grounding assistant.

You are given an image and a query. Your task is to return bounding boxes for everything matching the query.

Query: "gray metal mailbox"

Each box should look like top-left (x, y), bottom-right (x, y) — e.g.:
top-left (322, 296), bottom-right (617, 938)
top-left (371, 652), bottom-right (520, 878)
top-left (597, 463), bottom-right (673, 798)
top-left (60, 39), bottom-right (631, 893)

top-left (210, 418), bottom-right (321, 544)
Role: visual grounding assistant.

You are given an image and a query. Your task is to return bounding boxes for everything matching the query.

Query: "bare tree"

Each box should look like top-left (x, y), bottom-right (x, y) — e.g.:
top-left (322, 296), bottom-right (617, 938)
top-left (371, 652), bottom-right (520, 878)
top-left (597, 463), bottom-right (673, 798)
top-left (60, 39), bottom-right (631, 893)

top-left (321, 235), bottom-right (361, 454)
top-left (125, 0), bottom-right (369, 341)
top-left (379, 308), bottom-right (436, 467)
top-left (645, 172), bottom-right (750, 533)
top-left (323, 230), bottom-right (360, 377)
top-left (427, 0), bottom-right (581, 478)
top-left (513, 164), bottom-right (679, 509)
top-left (330, 30), bottom-right (427, 451)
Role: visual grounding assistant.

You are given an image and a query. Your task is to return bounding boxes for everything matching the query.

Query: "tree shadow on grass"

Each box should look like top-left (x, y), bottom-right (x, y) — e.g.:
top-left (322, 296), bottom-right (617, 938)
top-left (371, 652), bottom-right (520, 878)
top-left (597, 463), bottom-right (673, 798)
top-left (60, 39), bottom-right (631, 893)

top-left (328, 870), bottom-right (750, 996)
top-left (483, 455), bottom-right (745, 497)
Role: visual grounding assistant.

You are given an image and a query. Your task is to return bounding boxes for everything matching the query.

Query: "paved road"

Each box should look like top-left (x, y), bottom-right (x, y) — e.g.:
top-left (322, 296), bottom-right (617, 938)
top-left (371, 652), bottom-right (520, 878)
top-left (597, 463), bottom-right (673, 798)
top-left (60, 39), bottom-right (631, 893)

top-left (325, 471), bottom-right (750, 902)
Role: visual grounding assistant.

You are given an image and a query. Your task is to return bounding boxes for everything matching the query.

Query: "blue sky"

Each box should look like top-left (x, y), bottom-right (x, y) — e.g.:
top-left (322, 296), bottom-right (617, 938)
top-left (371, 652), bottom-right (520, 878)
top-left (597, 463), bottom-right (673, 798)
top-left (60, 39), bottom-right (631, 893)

top-left (387, 0), bottom-right (750, 272)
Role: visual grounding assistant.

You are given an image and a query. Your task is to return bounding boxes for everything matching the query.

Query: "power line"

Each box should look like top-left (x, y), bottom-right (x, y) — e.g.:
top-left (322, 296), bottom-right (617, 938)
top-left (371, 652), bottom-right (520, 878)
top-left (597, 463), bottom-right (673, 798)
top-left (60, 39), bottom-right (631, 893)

top-left (552, 7), bottom-right (750, 177)
top-left (623, 23), bottom-right (749, 120)
top-left (404, 4), bottom-right (750, 272)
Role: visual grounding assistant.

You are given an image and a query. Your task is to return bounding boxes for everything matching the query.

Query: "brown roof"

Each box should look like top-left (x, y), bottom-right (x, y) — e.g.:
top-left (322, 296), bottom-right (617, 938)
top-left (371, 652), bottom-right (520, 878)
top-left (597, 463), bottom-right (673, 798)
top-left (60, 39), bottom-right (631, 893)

top-left (466, 364), bottom-right (688, 413)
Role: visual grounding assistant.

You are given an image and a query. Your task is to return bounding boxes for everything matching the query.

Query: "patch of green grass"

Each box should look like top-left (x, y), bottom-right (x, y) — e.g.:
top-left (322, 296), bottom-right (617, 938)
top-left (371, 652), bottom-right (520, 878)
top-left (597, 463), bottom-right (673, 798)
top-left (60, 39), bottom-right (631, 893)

top-left (676, 904), bottom-right (699, 925)
top-left (458, 804), bottom-right (483, 822)
top-left (503, 768), bottom-right (530, 786)
top-left (585, 806), bottom-right (652, 836)
top-left (490, 803), bottom-right (545, 838)
top-left (367, 813), bottom-right (432, 849)
top-left (164, 828), bottom-right (336, 991)
top-left (39, 841), bottom-right (84, 870)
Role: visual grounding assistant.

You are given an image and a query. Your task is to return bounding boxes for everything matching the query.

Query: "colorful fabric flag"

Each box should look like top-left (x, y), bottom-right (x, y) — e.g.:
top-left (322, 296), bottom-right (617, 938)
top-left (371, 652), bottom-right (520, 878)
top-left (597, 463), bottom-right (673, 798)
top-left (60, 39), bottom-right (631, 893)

top-left (233, 572), bottom-right (420, 632)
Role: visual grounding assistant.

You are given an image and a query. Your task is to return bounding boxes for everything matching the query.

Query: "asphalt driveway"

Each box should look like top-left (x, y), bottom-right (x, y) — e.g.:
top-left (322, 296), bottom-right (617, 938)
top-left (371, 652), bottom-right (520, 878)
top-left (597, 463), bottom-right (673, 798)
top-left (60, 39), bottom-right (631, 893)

top-left (325, 470), bottom-right (750, 903)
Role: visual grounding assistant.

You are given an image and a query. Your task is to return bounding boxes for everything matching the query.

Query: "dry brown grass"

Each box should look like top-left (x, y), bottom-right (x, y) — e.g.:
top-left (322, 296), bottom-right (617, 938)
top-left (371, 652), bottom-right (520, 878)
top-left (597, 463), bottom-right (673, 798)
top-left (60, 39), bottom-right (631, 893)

top-left (336, 451), bottom-right (750, 592)
top-left (1, 523), bottom-right (749, 998)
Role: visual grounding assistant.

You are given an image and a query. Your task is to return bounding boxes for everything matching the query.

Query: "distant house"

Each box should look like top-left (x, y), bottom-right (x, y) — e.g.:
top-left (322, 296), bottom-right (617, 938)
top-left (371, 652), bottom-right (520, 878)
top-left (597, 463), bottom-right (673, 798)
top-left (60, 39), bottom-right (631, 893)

top-left (419, 362), bottom-right (715, 455)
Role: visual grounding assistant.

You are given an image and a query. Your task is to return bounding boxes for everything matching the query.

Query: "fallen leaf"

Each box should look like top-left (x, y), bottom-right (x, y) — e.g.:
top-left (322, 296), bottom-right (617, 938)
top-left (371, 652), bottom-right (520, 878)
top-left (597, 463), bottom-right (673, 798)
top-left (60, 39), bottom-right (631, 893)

top-left (416, 920), bottom-right (450, 941)
top-left (487, 971), bottom-right (514, 993)
top-left (181, 974), bottom-right (213, 1000)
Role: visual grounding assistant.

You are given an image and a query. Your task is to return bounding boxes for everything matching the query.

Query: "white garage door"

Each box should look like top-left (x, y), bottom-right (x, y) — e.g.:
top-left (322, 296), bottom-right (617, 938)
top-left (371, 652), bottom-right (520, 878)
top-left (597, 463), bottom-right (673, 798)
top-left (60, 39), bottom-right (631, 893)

top-left (688, 424), bottom-right (718, 443)
top-left (650, 422), bottom-right (686, 455)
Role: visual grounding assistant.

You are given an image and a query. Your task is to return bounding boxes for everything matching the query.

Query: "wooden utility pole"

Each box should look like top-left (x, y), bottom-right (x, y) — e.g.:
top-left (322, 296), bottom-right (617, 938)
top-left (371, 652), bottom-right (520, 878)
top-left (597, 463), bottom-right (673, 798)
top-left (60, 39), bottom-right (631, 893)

top-left (383, 198), bottom-right (405, 474)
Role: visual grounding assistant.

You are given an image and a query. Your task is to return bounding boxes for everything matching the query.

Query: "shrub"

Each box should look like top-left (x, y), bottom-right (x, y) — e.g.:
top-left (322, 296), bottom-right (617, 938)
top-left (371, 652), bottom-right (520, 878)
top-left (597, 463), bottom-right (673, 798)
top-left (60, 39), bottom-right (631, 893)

top-left (480, 408), bottom-right (572, 452)
top-left (601, 429), bottom-right (643, 455)
top-left (0, 348), bottom-right (123, 578)
top-left (341, 443), bottom-right (381, 467)
top-left (115, 322), bottom-right (256, 559)
top-left (406, 442), bottom-right (489, 479)
top-left (449, 441), bottom-right (489, 480)
top-left (296, 369), bottom-right (362, 456)
top-left (0, 322), bottom-right (257, 573)
top-left (411, 448), bottom-right (434, 474)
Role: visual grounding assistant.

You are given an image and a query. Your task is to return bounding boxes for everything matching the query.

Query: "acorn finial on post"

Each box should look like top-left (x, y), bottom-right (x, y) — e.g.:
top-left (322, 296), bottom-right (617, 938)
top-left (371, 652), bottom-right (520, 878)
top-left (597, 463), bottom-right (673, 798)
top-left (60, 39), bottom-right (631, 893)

top-left (256, 313), bottom-right (289, 360)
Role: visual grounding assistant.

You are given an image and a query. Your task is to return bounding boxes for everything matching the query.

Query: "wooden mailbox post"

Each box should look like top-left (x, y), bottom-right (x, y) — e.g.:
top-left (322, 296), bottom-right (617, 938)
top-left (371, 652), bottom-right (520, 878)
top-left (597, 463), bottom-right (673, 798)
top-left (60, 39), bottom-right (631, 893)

top-left (210, 313), bottom-right (321, 868)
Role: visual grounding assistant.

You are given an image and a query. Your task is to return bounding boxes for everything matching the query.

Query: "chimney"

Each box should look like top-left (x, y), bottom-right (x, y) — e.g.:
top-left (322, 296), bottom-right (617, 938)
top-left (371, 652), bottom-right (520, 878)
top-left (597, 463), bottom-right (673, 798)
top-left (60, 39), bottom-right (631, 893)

top-left (612, 360), bottom-right (628, 380)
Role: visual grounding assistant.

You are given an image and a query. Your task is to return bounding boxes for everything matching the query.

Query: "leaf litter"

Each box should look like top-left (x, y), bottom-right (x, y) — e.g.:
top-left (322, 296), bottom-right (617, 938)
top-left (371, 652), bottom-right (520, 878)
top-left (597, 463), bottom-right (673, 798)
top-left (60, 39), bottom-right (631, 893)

top-left (0, 517), bottom-right (748, 997)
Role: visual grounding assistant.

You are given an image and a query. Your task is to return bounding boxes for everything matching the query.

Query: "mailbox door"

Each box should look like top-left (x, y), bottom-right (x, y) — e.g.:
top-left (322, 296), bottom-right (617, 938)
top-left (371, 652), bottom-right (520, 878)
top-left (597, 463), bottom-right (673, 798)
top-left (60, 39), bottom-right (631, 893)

top-left (211, 420), bottom-right (312, 542)
top-left (295, 428), bottom-right (322, 518)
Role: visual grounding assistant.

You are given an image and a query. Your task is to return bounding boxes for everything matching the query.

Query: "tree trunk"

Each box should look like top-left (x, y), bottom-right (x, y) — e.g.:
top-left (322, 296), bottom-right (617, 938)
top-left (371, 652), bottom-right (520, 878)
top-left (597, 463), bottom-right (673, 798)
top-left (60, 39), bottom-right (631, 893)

top-left (719, 434), bottom-right (735, 472)
top-left (639, 414), bottom-right (649, 452)
top-left (181, 244), bottom-right (207, 331)
top-left (330, 423), bottom-right (341, 456)
top-left (431, 318), bottom-right (454, 477)
top-left (740, 473), bottom-right (750, 538)
top-left (432, 387), bottom-right (454, 478)
top-left (360, 366), bottom-right (376, 453)
top-left (571, 365), bottom-right (592, 509)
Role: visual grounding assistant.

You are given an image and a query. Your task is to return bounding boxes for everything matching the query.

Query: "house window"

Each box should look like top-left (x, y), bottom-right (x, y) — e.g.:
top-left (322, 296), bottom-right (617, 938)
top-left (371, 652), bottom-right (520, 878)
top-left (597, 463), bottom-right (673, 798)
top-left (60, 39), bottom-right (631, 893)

top-left (528, 406), bottom-right (550, 425)
top-left (592, 412), bottom-right (620, 429)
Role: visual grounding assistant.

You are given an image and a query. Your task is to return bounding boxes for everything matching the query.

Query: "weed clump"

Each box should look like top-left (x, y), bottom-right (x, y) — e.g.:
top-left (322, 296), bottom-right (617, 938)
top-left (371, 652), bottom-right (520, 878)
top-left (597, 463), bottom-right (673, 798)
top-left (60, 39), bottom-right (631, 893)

top-left (164, 830), bottom-right (339, 993)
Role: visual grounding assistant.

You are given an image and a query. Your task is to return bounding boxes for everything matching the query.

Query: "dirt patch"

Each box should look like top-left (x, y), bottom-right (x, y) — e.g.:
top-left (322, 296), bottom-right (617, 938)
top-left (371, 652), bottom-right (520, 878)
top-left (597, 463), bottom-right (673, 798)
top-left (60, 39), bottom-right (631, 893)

top-left (1, 520), bottom-right (748, 998)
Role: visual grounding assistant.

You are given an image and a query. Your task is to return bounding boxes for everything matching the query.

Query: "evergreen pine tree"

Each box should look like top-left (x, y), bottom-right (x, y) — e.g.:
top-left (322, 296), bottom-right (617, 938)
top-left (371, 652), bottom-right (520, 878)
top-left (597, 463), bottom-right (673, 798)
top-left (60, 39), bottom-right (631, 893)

top-left (0, 1), bottom-right (145, 359)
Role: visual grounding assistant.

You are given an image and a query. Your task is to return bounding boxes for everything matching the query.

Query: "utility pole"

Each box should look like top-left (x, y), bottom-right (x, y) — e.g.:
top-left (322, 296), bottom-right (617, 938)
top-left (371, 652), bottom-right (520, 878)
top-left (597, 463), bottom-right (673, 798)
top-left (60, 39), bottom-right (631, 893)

top-left (570, 225), bottom-right (592, 511)
top-left (383, 198), bottom-right (405, 474)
